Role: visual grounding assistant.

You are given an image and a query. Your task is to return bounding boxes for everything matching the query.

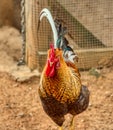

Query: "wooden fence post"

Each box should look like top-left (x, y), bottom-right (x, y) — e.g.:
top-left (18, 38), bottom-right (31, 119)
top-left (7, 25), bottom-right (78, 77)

top-left (25, 0), bottom-right (50, 70)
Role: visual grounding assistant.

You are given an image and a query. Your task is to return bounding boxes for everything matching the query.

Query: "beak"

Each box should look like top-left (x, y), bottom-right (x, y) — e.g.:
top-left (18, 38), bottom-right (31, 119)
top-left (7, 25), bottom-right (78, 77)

top-left (50, 61), bottom-right (54, 67)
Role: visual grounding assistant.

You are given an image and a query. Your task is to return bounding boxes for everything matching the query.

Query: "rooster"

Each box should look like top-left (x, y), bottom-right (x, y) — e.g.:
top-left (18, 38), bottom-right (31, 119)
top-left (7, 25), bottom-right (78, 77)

top-left (38, 8), bottom-right (89, 130)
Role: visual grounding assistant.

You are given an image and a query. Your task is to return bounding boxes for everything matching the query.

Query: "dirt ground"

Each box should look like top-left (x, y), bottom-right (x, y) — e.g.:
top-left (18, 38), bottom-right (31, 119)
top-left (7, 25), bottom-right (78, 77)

top-left (0, 26), bottom-right (113, 130)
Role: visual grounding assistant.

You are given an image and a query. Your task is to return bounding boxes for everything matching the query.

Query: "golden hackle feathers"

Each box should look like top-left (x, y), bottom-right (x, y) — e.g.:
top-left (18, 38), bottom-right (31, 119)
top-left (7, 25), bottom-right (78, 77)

top-left (39, 49), bottom-right (81, 104)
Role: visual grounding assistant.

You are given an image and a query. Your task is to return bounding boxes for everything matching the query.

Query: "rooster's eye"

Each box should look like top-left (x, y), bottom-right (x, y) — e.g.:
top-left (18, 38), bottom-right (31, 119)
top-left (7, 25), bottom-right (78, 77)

top-left (56, 55), bottom-right (60, 59)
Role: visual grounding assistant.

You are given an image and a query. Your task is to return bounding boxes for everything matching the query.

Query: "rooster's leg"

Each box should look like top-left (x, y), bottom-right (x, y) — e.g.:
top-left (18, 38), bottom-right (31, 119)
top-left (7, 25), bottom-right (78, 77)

top-left (69, 116), bottom-right (74, 130)
top-left (59, 126), bottom-right (63, 130)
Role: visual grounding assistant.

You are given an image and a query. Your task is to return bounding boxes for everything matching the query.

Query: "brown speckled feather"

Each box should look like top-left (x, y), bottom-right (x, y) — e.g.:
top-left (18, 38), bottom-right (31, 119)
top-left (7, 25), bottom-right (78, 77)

top-left (38, 49), bottom-right (89, 126)
top-left (39, 49), bottom-right (81, 104)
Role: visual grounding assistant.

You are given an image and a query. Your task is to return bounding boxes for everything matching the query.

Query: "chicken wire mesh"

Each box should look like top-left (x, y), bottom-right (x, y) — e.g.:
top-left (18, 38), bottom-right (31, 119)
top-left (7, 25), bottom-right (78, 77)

top-left (25, 0), bottom-right (113, 71)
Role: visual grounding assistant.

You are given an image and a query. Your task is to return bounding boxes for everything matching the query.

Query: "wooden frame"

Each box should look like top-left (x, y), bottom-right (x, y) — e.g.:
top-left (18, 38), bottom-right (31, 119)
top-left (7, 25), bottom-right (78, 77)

top-left (25, 0), bottom-right (113, 71)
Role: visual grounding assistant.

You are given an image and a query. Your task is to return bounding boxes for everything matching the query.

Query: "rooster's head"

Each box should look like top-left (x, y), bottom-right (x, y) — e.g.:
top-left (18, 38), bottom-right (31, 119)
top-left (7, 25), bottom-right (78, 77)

top-left (45, 44), bottom-right (60, 77)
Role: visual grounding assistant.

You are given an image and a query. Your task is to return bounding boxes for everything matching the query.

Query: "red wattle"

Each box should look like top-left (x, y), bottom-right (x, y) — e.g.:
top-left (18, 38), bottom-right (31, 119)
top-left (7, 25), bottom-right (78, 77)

top-left (45, 60), bottom-right (55, 77)
top-left (49, 65), bottom-right (55, 77)
top-left (45, 60), bottom-right (50, 76)
top-left (45, 44), bottom-right (60, 77)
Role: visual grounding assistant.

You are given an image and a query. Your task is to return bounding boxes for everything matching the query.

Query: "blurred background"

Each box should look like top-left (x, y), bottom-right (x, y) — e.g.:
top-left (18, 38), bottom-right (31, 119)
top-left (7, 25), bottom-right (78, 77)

top-left (0, 0), bottom-right (113, 130)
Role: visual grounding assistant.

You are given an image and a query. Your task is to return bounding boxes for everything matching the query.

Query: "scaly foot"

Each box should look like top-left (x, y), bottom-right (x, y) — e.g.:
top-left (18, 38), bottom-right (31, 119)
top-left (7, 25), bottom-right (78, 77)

top-left (59, 126), bottom-right (63, 130)
top-left (69, 116), bottom-right (74, 130)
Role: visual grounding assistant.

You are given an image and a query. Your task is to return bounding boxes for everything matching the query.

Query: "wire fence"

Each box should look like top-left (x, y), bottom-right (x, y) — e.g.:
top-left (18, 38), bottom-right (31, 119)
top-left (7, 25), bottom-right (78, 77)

top-left (26, 0), bottom-right (113, 71)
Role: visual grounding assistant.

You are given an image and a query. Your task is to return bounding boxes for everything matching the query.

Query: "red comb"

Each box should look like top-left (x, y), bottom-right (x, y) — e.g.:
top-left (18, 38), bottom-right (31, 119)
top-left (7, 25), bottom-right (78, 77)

top-left (50, 43), bottom-right (54, 49)
top-left (50, 43), bottom-right (55, 55)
